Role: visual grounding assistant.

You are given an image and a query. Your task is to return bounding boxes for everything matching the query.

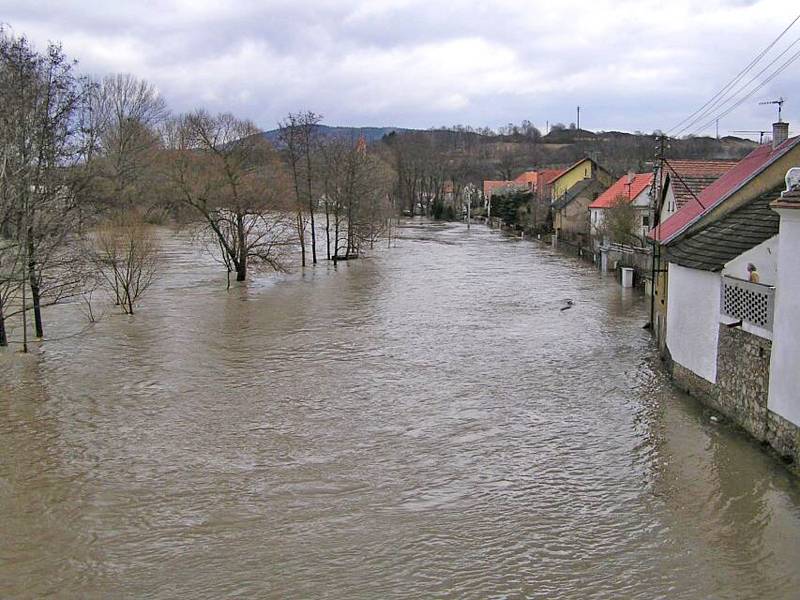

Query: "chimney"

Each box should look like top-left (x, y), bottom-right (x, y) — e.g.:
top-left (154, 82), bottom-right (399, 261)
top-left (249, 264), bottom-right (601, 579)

top-left (627, 170), bottom-right (635, 184)
top-left (773, 121), bottom-right (789, 149)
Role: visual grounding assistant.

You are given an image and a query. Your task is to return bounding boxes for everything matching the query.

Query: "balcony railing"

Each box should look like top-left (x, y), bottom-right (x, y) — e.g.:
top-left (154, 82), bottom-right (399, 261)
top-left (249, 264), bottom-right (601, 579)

top-left (720, 276), bottom-right (775, 331)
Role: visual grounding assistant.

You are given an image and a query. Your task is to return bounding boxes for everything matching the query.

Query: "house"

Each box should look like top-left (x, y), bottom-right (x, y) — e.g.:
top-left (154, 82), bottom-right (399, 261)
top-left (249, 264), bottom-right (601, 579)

top-left (552, 178), bottom-right (607, 244)
top-left (550, 158), bottom-right (613, 244)
top-left (657, 159), bottom-right (737, 223)
top-left (550, 157), bottom-right (613, 204)
top-left (537, 168), bottom-right (565, 205)
top-left (589, 172), bottom-right (654, 244)
top-left (483, 170), bottom-right (553, 229)
top-left (651, 120), bottom-right (800, 471)
top-left (483, 170), bottom-right (538, 199)
top-left (649, 159), bottom-right (739, 350)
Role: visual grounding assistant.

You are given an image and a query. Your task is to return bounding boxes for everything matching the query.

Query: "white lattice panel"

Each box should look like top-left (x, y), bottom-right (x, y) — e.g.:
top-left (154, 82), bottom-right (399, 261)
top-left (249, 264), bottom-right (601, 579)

top-left (720, 277), bottom-right (775, 330)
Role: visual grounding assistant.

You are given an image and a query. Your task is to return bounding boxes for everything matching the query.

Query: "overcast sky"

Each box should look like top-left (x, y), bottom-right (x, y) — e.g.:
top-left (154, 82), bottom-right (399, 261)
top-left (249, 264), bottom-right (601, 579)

top-left (2, 0), bottom-right (798, 137)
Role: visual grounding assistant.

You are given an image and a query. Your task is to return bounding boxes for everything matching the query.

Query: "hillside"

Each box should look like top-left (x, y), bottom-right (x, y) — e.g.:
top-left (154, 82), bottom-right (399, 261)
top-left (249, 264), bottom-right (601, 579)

top-left (264, 123), bottom-right (760, 183)
top-left (263, 124), bottom-right (413, 146)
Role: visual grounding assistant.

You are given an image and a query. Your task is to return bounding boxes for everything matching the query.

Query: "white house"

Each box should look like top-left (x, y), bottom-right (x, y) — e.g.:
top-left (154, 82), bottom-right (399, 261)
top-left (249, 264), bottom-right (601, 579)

top-left (654, 123), bottom-right (800, 470)
top-left (589, 172), bottom-right (653, 243)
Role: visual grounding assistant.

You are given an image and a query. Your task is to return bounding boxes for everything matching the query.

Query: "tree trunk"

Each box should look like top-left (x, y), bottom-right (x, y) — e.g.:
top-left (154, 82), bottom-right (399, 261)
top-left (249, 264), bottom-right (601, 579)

top-left (236, 213), bottom-right (247, 281)
top-left (27, 235), bottom-right (44, 338)
top-left (236, 260), bottom-right (247, 282)
top-left (30, 280), bottom-right (44, 338)
top-left (0, 302), bottom-right (7, 347)
top-left (309, 203), bottom-right (317, 264)
top-left (297, 212), bottom-right (306, 267)
top-left (325, 204), bottom-right (331, 261)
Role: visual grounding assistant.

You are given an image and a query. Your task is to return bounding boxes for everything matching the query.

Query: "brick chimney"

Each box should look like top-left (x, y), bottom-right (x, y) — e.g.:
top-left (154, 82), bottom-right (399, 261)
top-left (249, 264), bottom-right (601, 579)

top-left (773, 121), bottom-right (789, 149)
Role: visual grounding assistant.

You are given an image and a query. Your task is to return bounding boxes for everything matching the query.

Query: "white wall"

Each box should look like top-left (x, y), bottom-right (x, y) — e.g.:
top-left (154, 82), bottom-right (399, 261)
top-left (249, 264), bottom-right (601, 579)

top-left (590, 208), bottom-right (603, 235)
top-left (722, 235), bottom-right (778, 286)
top-left (660, 183), bottom-right (677, 223)
top-left (768, 210), bottom-right (800, 426)
top-left (666, 263), bottom-right (721, 383)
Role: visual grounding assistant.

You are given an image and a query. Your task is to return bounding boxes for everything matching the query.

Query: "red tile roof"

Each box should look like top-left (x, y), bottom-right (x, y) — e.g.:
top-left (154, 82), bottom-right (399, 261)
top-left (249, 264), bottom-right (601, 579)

top-left (663, 159), bottom-right (737, 211)
top-left (483, 180), bottom-right (511, 196)
top-left (651, 137), bottom-right (800, 244)
top-left (513, 171), bottom-right (538, 187)
top-left (589, 173), bottom-right (653, 209)
top-left (540, 168), bottom-right (565, 184)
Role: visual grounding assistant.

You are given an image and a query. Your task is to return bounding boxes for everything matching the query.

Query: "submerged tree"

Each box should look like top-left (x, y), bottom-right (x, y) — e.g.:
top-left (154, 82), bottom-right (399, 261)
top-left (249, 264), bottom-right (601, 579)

top-left (320, 137), bottom-right (394, 260)
top-left (278, 111), bottom-right (323, 267)
top-left (91, 211), bottom-right (160, 314)
top-left (0, 29), bottom-right (92, 344)
top-left (163, 110), bottom-right (294, 285)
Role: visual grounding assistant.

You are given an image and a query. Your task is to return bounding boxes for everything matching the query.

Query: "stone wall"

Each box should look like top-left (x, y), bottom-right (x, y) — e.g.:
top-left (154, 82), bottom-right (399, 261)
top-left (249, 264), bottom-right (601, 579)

top-left (671, 324), bottom-right (800, 475)
top-left (716, 326), bottom-right (771, 440)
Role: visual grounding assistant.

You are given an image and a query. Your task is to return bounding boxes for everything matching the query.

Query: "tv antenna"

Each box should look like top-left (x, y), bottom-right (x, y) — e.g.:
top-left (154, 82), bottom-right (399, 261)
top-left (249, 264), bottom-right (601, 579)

top-left (759, 97), bottom-right (785, 122)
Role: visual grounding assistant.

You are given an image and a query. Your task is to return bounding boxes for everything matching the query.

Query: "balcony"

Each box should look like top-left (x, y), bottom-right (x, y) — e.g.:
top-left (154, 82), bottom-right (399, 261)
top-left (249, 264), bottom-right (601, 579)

top-left (720, 276), bottom-right (775, 331)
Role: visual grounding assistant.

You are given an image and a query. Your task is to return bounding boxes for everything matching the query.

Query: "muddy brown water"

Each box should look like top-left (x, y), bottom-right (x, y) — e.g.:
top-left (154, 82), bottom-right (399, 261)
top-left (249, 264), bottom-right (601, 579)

top-left (1, 220), bottom-right (799, 599)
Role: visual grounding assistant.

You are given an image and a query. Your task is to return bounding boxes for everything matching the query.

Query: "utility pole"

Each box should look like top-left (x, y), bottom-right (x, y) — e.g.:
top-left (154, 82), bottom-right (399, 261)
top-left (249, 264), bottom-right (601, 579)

top-left (648, 134), bottom-right (668, 338)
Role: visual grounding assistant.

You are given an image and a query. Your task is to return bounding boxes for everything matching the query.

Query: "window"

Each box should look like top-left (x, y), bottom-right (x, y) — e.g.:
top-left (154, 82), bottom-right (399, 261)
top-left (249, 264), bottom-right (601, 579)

top-left (642, 214), bottom-right (650, 227)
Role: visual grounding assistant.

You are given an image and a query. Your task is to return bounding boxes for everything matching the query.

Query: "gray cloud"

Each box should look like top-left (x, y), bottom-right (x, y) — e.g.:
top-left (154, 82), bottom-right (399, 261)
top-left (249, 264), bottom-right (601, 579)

top-left (2, 0), bottom-right (797, 136)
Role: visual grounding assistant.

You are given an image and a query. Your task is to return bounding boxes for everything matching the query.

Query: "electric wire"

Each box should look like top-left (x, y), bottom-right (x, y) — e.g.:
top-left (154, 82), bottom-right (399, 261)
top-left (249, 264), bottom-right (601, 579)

top-left (667, 11), bottom-right (800, 136)
top-left (689, 45), bottom-right (800, 136)
top-left (676, 35), bottom-right (800, 137)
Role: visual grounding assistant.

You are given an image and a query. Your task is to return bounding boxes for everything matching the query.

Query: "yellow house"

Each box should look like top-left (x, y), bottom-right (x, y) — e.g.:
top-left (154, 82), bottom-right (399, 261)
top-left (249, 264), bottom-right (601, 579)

top-left (550, 158), bottom-right (613, 204)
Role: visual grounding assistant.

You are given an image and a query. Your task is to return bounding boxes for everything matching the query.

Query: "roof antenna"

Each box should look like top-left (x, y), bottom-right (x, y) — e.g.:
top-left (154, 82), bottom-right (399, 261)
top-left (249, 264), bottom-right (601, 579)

top-left (759, 97), bottom-right (785, 122)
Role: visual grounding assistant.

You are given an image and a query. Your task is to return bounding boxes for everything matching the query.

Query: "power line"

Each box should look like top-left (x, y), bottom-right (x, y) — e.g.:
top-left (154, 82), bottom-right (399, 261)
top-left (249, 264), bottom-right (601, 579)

top-left (689, 46), bottom-right (800, 136)
top-left (667, 11), bottom-right (800, 135)
top-left (676, 35), bottom-right (800, 137)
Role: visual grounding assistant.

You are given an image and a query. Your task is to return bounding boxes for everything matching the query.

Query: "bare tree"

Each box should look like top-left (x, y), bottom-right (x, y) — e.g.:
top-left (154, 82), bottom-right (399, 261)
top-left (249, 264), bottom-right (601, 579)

top-left (320, 137), bottom-right (394, 260)
top-left (0, 29), bottom-right (92, 344)
top-left (0, 239), bottom-right (23, 347)
top-left (278, 111), bottom-right (323, 266)
top-left (91, 211), bottom-right (159, 314)
top-left (86, 73), bottom-right (169, 217)
top-left (163, 110), bottom-right (294, 284)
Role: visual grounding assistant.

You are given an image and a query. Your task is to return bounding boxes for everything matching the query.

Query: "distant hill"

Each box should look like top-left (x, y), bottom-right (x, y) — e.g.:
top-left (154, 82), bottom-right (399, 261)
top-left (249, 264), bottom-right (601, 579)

top-left (260, 122), bottom-right (760, 182)
top-left (263, 124), bottom-right (415, 147)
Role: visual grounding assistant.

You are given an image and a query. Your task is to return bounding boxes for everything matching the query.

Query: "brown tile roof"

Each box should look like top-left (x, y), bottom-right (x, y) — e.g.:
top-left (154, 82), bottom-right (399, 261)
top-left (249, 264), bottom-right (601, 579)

top-left (663, 159), bottom-right (737, 211)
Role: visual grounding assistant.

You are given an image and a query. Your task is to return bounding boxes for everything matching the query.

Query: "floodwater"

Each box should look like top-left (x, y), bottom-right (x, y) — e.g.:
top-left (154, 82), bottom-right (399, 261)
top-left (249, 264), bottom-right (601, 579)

top-left (1, 221), bottom-right (799, 599)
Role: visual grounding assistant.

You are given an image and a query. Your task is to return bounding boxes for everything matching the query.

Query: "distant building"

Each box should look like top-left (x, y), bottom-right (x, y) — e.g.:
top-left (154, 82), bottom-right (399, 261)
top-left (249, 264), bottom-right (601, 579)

top-left (550, 158), bottom-right (613, 244)
top-left (589, 172), bottom-right (654, 244)
top-left (549, 157), bottom-right (613, 205)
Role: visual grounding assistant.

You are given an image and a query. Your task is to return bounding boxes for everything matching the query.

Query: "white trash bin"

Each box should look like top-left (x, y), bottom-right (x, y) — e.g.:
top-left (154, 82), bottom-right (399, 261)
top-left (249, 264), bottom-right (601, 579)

top-left (621, 267), bottom-right (634, 288)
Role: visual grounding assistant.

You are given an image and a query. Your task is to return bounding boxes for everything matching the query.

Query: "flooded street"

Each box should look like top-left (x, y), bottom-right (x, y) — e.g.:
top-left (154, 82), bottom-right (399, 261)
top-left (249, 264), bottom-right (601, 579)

top-left (2, 220), bottom-right (799, 599)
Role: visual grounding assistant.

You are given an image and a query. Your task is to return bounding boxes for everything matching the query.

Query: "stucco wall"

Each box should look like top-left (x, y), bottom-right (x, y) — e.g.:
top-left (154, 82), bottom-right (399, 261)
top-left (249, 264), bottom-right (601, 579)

top-left (552, 160), bottom-right (591, 201)
top-left (722, 235), bottom-right (778, 286)
top-left (666, 263), bottom-right (720, 383)
top-left (769, 209), bottom-right (800, 427)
